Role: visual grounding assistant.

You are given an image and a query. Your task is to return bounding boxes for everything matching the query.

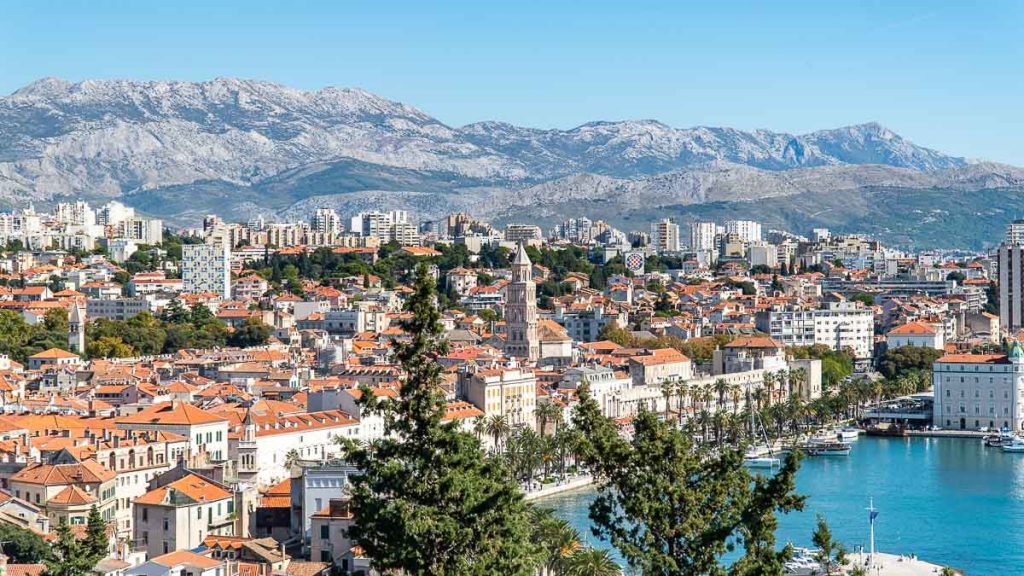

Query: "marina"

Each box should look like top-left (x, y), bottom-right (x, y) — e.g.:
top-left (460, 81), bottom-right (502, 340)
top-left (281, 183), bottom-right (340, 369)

top-left (544, 435), bottom-right (1024, 575)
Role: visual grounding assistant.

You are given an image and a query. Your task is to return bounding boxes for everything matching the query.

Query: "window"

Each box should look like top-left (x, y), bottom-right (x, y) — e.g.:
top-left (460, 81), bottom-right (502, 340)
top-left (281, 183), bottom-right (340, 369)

top-left (198, 507), bottom-right (203, 519)
top-left (320, 525), bottom-right (329, 540)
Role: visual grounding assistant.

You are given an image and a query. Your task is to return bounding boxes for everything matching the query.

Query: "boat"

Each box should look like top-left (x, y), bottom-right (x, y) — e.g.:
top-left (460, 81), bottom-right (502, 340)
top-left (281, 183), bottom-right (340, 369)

top-left (836, 427), bottom-right (861, 442)
top-left (744, 455), bottom-right (782, 468)
top-left (801, 439), bottom-right (852, 456)
top-left (783, 547), bottom-right (825, 575)
top-left (864, 423), bottom-right (908, 437)
top-left (1002, 438), bottom-right (1024, 453)
top-left (984, 430), bottom-right (1015, 447)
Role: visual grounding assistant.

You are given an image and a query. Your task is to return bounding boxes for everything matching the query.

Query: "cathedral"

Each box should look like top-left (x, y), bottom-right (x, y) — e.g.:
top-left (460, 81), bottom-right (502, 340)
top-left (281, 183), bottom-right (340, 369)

top-left (504, 243), bottom-right (539, 362)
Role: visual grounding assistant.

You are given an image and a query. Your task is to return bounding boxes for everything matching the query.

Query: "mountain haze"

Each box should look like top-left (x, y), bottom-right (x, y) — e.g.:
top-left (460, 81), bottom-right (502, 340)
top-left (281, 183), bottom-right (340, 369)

top-left (1, 77), bottom-right (1019, 247)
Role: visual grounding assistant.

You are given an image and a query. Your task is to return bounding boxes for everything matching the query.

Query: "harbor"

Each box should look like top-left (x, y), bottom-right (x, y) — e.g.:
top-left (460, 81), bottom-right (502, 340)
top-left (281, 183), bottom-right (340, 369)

top-left (544, 435), bottom-right (1024, 575)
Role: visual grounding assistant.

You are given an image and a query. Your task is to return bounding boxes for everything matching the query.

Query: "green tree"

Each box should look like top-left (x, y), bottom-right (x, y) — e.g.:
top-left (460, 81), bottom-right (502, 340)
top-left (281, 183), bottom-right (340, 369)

top-left (573, 385), bottom-right (804, 575)
top-left (0, 523), bottom-right (52, 563)
top-left (563, 548), bottom-right (621, 576)
top-left (45, 519), bottom-right (97, 576)
top-left (227, 317), bottom-right (272, 348)
top-left (878, 346), bottom-right (944, 380)
top-left (87, 336), bottom-right (135, 359)
top-left (84, 505), bottom-right (108, 560)
top-left (811, 514), bottom-right (839, 575)
top-left (343, 263), bottom-right (539, 575)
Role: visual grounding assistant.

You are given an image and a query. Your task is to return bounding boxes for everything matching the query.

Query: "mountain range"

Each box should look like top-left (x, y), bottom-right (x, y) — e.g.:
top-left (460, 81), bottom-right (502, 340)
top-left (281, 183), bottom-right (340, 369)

top-left (2, 77), bottom-right (1022, 248)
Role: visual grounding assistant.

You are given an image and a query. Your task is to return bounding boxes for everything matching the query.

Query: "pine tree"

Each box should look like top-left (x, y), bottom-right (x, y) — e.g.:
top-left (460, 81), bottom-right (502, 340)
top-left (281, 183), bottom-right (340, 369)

top-left (84, 505), bottom-right (108, 561)
top-left (572, 384), bottom-right (804, 575)
top-left (343, 262), bottom-right (539, 575)
top-left (45, 519), bottom-right (96, 576)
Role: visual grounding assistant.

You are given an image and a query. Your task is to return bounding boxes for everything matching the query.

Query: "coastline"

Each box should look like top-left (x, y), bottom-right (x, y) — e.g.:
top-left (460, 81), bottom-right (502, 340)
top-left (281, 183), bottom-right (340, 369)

top-left (524, 475), bottom-right (595, 502)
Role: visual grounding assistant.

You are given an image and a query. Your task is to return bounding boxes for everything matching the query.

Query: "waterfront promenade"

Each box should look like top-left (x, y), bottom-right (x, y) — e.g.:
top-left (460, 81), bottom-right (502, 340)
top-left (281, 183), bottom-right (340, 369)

top-left (524, 474), bottom-right (594, 501)
top-left (845, 552), bottom-right (956, 575)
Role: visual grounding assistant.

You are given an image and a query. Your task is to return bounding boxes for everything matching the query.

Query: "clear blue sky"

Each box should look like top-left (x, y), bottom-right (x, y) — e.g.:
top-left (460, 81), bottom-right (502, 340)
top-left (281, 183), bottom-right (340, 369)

top-left (3, 0), bottom-right (1023, 163)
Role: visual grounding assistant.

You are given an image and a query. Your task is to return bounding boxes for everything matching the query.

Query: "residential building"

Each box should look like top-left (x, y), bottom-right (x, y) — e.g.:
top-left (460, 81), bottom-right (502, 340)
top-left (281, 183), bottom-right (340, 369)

top-left (650, 218), bottom-right (680, 252)
top-left (133, 471), bottom-right (235, 556)
top-left (932, 346), bottom-right (1024, 432)
top-left (183, 241), bottom-right (231, 299)
top-left (462, 366), bottom-right (537, 430)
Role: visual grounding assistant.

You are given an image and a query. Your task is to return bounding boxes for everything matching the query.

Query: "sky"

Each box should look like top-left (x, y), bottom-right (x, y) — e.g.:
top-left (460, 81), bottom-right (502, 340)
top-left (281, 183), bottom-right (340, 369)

top-left (2, 0), bottom-right (1023, 163)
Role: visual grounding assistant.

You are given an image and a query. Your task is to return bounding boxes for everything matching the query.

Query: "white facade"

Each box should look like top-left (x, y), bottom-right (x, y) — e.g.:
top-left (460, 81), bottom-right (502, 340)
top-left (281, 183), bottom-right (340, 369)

top-left (725, 220), bottom-right (762, 243)
top-left (690, 221), bottom-right (719, 251)
top-left (758, 301), bottom-right (874, 359)
top-left (183, 241), bottom-right (231, 298)
top-left (933, 350), bottom-right (1024, 431)
top-left (650, 218), bottom-right (680, 252)
top-left (311, 208), bottom-right (342, 234)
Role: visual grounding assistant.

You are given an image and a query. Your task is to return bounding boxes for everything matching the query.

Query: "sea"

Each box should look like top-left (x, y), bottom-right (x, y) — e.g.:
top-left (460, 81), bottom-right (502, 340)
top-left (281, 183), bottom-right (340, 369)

top-left (544, 436), bottom-right (1024, 575)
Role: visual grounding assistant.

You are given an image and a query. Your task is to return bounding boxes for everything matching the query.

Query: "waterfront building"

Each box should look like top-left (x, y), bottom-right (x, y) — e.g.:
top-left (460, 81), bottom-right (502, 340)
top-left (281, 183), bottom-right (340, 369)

top-left (932, 345), bottom-right (1024, 431)
top-left (461, 366), bottom-right (537, 430)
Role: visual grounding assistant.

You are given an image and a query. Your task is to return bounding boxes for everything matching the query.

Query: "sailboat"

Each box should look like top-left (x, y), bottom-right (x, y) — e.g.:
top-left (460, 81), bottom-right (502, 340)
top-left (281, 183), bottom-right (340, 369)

top-left (744, 399), bottom-right (781, 468)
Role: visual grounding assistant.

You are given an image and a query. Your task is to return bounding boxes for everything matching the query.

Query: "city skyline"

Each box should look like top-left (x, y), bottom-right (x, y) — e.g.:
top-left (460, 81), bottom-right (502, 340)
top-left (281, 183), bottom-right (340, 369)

top-left (3, 1), bottom-right (1024, 164)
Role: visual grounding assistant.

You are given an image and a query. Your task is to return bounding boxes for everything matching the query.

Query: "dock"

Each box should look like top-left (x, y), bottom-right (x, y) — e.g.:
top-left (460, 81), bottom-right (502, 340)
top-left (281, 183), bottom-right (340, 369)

top-left (844, 552), bottom-right (958, 575)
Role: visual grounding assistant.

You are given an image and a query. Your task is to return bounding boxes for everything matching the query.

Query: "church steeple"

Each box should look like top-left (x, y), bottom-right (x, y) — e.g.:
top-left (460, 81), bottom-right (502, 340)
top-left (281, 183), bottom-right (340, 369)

top-left (504, 243), bottom-right (539, 362)
top-left (68, 302), bottom-right (85, 354)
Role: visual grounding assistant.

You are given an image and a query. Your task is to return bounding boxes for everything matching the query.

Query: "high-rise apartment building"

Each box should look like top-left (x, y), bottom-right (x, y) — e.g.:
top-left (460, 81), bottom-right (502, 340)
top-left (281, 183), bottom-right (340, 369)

top-left (725, 220), bottom-right (762, 243)
top-left (311, 208), bottom-right (342, 235)
top-left (182, 240), bottom-right (231, 298)
top-left (650, 218), bottom-right (680, 252)
top-left (690, 221), bottom-right (719, 251)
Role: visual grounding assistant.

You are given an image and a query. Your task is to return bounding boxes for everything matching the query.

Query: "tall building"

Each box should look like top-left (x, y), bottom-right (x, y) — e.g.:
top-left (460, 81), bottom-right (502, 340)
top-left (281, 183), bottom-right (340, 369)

top-left (504, 224), bottom-right (542, 244)
top-left (504, 243), bottom-right (539, 362)
top-left (1007, 220), bottom-right (1024, 245)
top-left (690, 221), bottom-right (718, 251)
top-left (725, 220), bottom-right (762, 243)
top-left (68, 302), bottom-right (85, 354)
top-left (312, 208), bottom-right (342, 234)
top-left (998, 243), bottom-right (1024, 332)
top-left (650, 218), bottom-right (680, 252)
top-left (182, 240), bottom-right (231, 298)
top-left (756, 301), bottom-right (874, 359)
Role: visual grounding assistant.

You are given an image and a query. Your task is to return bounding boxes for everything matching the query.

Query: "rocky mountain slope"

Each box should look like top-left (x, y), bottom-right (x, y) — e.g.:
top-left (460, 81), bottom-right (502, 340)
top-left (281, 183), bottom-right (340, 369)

top-left (1, 77), bottom-right (1021, 247)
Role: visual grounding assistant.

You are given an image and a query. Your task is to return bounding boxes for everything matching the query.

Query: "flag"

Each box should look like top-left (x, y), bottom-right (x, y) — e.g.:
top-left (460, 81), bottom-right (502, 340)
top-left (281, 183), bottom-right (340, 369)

top-left (870, 510), bottom-right (879, 521)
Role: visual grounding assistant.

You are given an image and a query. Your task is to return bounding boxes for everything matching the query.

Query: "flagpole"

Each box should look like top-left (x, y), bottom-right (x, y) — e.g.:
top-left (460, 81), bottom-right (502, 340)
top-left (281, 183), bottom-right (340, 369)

top-left (867, 497), bottom-right (876, 568)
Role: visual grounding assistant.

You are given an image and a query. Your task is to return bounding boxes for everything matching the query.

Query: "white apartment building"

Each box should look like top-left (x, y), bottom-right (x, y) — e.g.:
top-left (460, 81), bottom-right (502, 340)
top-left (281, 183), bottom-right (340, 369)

top-left (250, 410), bottom-right (359, 487)
top-left (748, 243), bottom-right (778, 269)
top-left (504, 224), bottom-right (542, 244)
top-left (690, 221), bottom-right (720, 251)
top-left (725, 220), bottom-right (762, 243)
top-left (757, 301), bottom-right (874, 359)
top-left (311, 208), bottom-right (342, 234)
top-left (932, 347), bottom-right (1024, 431)
top-left (183, 240), bottom-right (231, 298)
top-left (650, 218), bottom-right (680, 252)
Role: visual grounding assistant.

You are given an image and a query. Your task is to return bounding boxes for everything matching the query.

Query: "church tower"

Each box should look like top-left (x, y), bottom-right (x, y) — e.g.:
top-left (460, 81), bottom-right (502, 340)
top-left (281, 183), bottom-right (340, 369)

top-left (68, 302), bottom-right (85, 354)
top-left (236, 406), bottom-right (259, 485)
top-left (504, 243), bottom-right (539, 362)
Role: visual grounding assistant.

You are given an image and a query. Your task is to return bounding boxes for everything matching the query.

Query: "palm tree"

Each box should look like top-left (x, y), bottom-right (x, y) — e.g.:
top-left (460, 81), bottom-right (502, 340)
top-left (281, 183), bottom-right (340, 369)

top-left (284, 448), bottom-right (300, 470)
top-left (675, 381), bottom-right (691, 424)
top-left (563, 548), bottom-right (621, 576)
top-left (536, 400), bottom-right (563, 436)
top-left (472, 417), bottom-right (487, 442)
top-left (486, 414), bottom-right (510, 452)
top-left (714, 378), bottom-right (729, 412)
top-left (728, 382), bottom-right (743, 415)
top-left (790, 367), bottom-right (807, 399)
top-left (660, 379), bottom-right (675, 420)
top-left (531, 508), bottom-right (580, 575)
top-left (763, 371), bottom-right (776, 407)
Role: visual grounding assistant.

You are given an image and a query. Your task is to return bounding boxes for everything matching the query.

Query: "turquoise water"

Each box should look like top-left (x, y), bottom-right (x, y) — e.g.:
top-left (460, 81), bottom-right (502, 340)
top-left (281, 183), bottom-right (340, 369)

top-left (544, 436), bottom-right (1024, 575)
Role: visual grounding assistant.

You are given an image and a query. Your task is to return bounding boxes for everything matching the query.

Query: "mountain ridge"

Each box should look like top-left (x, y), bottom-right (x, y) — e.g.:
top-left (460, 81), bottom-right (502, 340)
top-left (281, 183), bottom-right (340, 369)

top-left (0, 77), bottom-right (1019, 248)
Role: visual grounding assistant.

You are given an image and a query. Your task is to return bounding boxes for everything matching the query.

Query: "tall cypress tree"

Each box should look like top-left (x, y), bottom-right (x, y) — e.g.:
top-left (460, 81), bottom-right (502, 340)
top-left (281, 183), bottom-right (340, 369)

top-left (45, 519), bottom-right (97, 576)
top-left (343, 263), bottom-right (539, 575)
top-left (84, 506), bottom-right (108, 561)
